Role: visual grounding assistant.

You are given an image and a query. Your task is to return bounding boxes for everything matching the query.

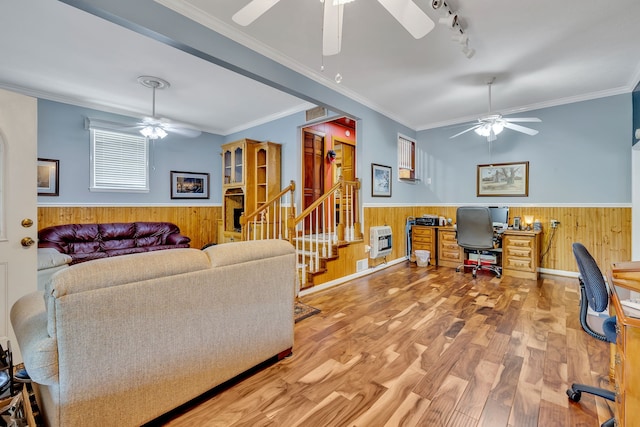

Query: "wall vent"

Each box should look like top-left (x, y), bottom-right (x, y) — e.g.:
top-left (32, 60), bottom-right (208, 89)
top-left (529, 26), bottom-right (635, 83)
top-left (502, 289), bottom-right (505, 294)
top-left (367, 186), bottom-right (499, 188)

top-left (305, 106), bottom-right (327, 122)
top-left (356, 259), bottom-right (368, 272)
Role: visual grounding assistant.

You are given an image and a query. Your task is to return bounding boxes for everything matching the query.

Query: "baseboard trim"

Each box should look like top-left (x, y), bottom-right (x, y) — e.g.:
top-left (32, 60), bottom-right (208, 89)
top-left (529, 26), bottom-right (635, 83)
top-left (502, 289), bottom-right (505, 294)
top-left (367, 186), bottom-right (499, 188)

top-left (299, 257), bottom-right (407, 297)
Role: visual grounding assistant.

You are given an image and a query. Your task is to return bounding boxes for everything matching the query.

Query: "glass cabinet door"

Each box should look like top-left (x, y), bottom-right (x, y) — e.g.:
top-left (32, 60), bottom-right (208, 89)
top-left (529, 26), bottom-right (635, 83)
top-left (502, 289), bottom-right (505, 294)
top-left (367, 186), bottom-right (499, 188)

top-left (223, 150), bottom-right (232, 184)
top-left (234, 146), bottom-right (243, 184)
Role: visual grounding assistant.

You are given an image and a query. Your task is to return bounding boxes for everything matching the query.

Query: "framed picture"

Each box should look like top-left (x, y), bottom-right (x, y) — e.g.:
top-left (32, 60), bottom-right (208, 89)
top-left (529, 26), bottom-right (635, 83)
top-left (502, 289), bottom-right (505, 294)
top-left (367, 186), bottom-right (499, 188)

top-left (37, 158), bottom-right (59, 196)
top-left (371, 163), bottom-right (392, 197)
top-left (477, 161), bottom-right (529, 197)
top-left (170, 171), bottom-right (210, 199)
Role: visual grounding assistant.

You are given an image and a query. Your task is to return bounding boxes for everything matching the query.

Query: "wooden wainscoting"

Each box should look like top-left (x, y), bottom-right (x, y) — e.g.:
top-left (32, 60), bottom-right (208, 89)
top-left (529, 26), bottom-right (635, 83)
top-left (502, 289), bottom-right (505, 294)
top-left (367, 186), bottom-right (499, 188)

top-left (364, 206), bottom-right (631, 274)
top-left (38, 206), bottom-right (222, 250)
top-left (37, 205), bottom-right (630, 280)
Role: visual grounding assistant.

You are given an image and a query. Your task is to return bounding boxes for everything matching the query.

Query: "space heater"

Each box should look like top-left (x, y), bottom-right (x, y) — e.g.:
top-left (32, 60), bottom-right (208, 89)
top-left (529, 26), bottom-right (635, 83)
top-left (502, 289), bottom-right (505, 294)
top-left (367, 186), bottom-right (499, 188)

top-left (370, 226), bottom-right (392, 259)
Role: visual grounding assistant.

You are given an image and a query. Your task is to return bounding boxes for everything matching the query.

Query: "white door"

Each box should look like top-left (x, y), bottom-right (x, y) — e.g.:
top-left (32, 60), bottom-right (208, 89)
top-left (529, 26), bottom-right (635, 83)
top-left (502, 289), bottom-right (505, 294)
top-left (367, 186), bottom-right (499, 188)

top-left (0, 88), bottom-right (38, 362)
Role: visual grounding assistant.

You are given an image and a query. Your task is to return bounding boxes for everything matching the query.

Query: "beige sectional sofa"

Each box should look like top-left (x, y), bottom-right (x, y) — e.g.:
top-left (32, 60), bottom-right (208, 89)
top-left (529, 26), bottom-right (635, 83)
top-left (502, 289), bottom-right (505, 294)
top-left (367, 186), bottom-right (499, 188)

top-left (11, 240), bottom-right (296, 427)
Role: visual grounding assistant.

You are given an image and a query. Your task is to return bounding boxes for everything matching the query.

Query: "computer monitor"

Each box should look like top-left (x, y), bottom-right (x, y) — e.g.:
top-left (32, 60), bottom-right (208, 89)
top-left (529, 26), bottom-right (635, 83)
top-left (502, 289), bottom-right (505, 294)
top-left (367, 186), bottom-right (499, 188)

top-left (488, 206), bottom-right (509, 228)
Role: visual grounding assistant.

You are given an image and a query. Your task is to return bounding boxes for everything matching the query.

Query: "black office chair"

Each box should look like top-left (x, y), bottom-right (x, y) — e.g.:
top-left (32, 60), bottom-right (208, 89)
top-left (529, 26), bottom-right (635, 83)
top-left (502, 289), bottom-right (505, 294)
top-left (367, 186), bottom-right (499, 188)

top-left (566, 243), bottom-right (616, 427)
top-left (455, 206), bottom-right (501, 278)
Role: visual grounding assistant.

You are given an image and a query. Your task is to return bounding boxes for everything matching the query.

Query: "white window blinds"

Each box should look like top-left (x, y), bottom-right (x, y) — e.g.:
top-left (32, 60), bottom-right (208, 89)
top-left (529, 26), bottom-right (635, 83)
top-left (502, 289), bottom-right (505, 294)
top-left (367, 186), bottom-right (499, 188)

top-left (398, 135), bottom-right (415, 171)
top-left (90, 128), bottom-right (149, 192)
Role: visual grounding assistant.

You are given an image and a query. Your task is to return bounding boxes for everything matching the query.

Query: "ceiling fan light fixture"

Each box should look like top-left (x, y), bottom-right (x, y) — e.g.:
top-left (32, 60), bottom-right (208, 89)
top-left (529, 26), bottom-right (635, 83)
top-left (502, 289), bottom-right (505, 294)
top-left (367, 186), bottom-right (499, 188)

top-left (140, 125), bottom-right (167, 140)
top-left (474, 122), bottom-right (504, 138)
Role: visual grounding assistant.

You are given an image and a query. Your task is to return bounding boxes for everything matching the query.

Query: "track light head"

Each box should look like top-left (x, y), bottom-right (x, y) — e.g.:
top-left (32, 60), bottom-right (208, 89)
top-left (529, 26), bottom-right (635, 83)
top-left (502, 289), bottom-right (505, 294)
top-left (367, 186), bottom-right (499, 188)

top-left (452, 32), bottom-right (469, 45)
top-left (462, 46), bottom-right (475, 59)
top-left (431, 0), bottom-right (443, 10)
top-left (439, 13), bottom-right (458, 28)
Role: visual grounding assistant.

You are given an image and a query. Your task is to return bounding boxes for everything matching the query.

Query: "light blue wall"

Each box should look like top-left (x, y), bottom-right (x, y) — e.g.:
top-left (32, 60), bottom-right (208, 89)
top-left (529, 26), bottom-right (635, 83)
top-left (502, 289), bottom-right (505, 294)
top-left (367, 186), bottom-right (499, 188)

top-left (415, 94), bottom-right (632, 204)
top-left (38, 94), bottom-right (632, 206)
top-left (37, 99), bottom-right (223, 205)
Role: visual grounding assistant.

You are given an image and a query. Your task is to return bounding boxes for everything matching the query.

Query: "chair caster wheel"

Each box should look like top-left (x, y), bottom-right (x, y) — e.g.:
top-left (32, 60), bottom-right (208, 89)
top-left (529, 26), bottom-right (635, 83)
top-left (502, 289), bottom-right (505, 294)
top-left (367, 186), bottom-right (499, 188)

top-left (566, 388), bottom-right (581, 402)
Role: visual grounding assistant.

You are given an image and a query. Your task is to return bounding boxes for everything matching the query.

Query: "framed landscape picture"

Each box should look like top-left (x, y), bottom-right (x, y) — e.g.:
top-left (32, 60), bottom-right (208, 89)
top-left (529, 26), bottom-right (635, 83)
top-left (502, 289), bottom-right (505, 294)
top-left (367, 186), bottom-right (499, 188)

top-left (170, 171), bottom-right (210, 199)
top-left (477, 161), bottom-right (529, 197)
top-left (371, 163), bottom-right (392, 197)
top-left (37, 158), bottom-right (59, 196)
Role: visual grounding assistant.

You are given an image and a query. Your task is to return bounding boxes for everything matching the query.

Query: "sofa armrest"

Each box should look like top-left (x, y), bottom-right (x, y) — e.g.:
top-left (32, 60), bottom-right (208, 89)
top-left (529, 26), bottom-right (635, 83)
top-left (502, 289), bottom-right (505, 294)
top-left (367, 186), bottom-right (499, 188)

top-left (166, 233), bottom-right (191, 245)
top-left (10, 292), bottom-right (59, 386)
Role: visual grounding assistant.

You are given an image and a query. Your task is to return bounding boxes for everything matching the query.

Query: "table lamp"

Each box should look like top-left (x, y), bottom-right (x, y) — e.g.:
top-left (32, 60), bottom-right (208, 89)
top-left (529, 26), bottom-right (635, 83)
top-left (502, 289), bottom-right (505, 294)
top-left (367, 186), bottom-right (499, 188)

top-left (524, 215), bottom-right (534, 230)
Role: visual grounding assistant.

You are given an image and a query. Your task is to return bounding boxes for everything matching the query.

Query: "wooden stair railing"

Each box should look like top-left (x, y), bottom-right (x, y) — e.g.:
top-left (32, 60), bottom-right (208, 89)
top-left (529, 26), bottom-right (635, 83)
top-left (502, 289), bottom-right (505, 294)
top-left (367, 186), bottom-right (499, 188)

top-left (241, 180), bottom-right (296, 241)
top-left (287, 177), bottom-right (362, 287)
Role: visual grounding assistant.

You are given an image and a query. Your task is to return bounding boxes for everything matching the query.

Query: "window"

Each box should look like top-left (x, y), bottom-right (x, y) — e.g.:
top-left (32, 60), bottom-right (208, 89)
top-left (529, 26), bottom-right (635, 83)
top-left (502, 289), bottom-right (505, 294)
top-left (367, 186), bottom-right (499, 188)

top-left (397, 134), bottom-right (416, 181)
top-left (90, 125), bottom-right (149, 192)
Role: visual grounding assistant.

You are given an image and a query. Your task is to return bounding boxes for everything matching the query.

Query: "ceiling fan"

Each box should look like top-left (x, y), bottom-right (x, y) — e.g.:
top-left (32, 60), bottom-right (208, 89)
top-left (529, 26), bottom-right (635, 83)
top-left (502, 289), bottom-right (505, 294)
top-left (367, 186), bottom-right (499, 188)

top-left (450, 78), bottom-right (541, 142)
top-left (232, 0), bottom-right (435, 56)
top-left (128, 76), bottom-right (202, 140)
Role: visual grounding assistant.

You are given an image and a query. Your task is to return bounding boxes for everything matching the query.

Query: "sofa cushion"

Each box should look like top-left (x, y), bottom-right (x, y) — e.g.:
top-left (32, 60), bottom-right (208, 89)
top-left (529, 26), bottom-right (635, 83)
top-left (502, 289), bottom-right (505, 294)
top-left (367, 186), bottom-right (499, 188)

top-left (101, 238), bottom-right (137, 251)
top-left (98, 222), bottom-right (136, 240)
top-left (37, 248), bottom-right (72, 270)
top-left (204, 239), bottom-right (294, 267)
top-left (44, 248), bottom-right (211, 338)
top-left (48, 248), bottom-right (211, 298)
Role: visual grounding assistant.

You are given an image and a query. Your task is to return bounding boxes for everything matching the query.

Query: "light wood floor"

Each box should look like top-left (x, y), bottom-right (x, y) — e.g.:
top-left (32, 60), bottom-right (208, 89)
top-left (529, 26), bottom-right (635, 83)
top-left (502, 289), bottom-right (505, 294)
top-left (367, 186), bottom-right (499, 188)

top-left (157, 262), bottom-right (614, 426)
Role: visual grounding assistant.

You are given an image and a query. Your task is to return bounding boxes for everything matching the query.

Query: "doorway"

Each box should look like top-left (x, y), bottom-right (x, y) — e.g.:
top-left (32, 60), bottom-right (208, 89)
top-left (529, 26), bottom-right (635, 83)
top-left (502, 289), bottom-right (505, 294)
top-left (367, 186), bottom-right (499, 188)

top-left (301, 116), bottom-right (357, 231)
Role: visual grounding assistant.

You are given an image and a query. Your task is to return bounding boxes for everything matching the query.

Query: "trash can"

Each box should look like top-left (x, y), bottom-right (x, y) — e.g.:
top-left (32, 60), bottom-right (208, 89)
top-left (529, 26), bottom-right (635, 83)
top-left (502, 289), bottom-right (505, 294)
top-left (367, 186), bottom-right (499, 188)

top-left (415, 250), bottom-right (430, 267)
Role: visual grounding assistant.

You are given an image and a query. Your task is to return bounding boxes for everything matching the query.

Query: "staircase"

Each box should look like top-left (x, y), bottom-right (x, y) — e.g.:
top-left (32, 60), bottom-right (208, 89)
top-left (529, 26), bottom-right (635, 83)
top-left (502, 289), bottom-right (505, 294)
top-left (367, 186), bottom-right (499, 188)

top-left (241, 177), bottom-right (362, 289)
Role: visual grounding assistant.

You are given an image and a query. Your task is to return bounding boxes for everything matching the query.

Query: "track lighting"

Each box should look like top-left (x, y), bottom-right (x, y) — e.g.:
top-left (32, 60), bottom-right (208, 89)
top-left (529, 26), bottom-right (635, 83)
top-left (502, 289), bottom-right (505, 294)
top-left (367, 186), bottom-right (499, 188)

top-left (433, 2), bottom-right (475, 59)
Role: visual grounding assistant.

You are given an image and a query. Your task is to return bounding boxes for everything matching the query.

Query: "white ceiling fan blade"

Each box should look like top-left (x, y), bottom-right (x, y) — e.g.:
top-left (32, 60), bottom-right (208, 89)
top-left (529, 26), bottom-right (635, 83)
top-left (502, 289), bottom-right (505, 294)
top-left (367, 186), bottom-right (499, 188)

top-left (232, 0), bottom-right (281, 26)
top-left (159, 118), bottom-right (202, 138)
top-left (450, 125), bottom-right (481, 139)
top-left (377, 0), bottom-right (435, 39)
top-left (323, 1), bottom-right (343, 56)
top-left (163, 125), bottom-right (202, 138)
top-left (503, 122), bottom-right (539, 136)
top-left (503, 117), bottom-right (542, 123)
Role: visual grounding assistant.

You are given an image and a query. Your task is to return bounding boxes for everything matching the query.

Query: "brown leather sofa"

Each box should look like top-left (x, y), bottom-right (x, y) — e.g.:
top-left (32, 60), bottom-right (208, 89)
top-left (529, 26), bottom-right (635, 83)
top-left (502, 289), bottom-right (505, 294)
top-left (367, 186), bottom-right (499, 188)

top-left (38, 222), bottom-right (190, 264)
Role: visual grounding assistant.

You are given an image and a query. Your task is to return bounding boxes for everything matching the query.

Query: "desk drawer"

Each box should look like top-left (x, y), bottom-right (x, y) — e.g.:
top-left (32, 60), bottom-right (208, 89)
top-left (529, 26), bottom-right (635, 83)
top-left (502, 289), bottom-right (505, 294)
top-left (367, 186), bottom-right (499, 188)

top-left (504, 236), bottom-right (533, 249)
top-left (505, 246), bottom-right (532, 258)
top-left (440, 231), bottom-right (457, 243)
top-left (504, 256), bottom-right (533, 272)
top-left (413, 235), bottom-right (434, 244)
top-left (440, 249), bottom-right (462, 262)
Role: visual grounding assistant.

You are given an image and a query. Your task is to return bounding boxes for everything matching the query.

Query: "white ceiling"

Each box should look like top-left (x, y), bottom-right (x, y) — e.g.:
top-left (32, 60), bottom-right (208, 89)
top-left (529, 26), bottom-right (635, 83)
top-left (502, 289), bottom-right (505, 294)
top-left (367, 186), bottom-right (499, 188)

top-left (2, 0), bottom-right (640, 136)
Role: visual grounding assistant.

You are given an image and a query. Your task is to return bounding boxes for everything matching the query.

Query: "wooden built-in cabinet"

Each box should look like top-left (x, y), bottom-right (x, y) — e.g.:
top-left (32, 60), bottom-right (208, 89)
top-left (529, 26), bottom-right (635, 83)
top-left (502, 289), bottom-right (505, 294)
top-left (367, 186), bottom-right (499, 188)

top-left (411, 225), bottom-right (436, 265)
top-left (220, 139), bottom-right (281, 243)
top-left (608, 262), bottom-right (640, 427)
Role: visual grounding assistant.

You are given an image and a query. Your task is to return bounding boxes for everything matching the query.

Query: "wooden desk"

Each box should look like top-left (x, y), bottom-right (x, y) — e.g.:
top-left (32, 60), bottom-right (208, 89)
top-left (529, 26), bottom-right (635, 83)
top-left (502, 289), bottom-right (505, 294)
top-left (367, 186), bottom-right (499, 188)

top-left (501, 229), bottom-right (542, 279)
top-left (608, 262), bottom-right (640, 427)
top-left (409, 224), bottom-right (542, 279)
